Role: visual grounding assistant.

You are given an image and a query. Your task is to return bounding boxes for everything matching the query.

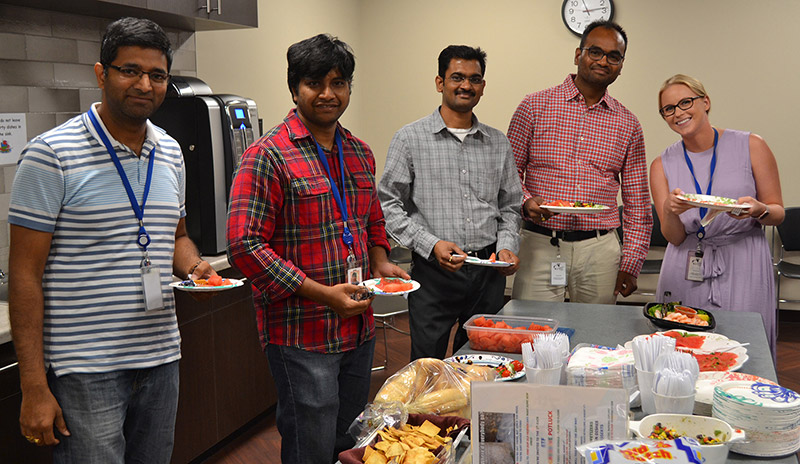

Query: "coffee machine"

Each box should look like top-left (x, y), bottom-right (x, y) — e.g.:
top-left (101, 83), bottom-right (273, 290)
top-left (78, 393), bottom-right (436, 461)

top-left (151, 76), bottom-right (260, 255)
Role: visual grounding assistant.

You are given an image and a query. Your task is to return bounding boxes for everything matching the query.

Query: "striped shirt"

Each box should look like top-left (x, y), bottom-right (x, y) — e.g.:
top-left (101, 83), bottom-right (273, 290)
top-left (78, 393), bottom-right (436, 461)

top-left (507, 75), bottom-right (652, 276)
top-left (378, 108), bottom-right (523, 258)
top-left (226, 110), bottom-right (390, 353)
top-left (8, 104), bottom-right (184, 376)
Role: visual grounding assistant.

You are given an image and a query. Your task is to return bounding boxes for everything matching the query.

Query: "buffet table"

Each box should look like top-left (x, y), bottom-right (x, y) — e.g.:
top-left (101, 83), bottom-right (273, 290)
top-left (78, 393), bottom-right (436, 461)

top-left (455, 299), bottom-right (799, 463)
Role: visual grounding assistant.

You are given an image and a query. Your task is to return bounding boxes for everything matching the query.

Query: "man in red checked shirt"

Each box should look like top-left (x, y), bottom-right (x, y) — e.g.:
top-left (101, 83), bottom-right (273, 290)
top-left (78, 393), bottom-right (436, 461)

top-left (507, 20), bottom-right (652, 304)
top-left (226, 34), bottom-right (409, 464)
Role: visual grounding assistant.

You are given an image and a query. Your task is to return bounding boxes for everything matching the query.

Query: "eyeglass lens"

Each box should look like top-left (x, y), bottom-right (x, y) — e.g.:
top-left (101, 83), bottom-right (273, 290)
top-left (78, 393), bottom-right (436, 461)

top-left (108, 65), bottom-right (169, 83)
top-left (448, 74), bottom-right (484, 85)
top-left (585, 47), bottom-right (623, 65)
top-left (660, 96), bottom-right (701, 116)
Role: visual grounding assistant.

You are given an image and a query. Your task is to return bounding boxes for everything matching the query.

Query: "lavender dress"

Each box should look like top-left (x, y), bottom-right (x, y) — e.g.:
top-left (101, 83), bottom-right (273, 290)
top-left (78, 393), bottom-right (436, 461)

top-left (656, 129), bottom-right (776, 352)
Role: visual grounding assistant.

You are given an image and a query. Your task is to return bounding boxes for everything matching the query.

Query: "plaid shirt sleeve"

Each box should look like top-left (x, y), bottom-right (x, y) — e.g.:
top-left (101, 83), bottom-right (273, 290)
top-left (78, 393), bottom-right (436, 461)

top-left (617, 121), bottom-right (651, 276)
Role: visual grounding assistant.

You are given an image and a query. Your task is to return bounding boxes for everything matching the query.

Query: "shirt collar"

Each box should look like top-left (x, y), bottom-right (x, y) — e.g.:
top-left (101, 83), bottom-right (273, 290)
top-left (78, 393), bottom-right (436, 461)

top-left (430, 106), bottom-right (488, 138)
top-left (561, 74), bottom-right (619, 111)
top-left (86, 102), bottom-right (161, 155)
top-left (284, 108), bottom-right (349, 146)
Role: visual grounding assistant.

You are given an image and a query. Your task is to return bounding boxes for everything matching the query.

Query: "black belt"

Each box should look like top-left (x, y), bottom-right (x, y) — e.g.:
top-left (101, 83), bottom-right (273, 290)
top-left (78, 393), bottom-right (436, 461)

top-left (464, 243), bottom-right (496, 260)
top-left (523, 221), bottom-right (611, 242)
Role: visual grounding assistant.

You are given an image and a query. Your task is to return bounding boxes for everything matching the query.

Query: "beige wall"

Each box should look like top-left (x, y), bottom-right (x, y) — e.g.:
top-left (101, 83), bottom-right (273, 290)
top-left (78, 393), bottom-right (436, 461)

top-left (196, 0), bottom-right (800, 306)
top-left (197, 0), bottom-right (798, 205)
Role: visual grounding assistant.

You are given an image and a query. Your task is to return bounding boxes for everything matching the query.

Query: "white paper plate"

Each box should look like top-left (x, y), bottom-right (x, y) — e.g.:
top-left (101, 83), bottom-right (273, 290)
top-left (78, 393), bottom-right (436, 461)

top-left (677, 194), bottom-right (751, 212)
top-left (170, 278), bottom-right (245, 292)
top-left (540, 205), bottom-right (610, 214)
top-left (361, 278), bottom-right (420, 296)
top-left (696, 372), bottom-right (778, 406)
top-left (444, 354), bottom-right (525, 382)
top-left (463, 256), bottom-right (512, 267)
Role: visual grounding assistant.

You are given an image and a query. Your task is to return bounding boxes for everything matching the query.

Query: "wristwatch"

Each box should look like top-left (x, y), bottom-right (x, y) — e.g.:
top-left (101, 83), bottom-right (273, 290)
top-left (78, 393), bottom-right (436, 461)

top-left (757, 206), bottom-right (770, 221)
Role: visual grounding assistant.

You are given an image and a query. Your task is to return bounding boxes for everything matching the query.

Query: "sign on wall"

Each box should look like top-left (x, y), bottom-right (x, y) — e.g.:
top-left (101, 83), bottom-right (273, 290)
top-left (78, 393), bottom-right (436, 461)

top-left (0, 113), bottom-right (27, 165)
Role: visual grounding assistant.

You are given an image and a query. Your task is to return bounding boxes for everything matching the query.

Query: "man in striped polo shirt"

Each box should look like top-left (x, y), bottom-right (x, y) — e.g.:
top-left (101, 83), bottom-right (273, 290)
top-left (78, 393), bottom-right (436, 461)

top-left (8, 17), bottom-right (214, 463)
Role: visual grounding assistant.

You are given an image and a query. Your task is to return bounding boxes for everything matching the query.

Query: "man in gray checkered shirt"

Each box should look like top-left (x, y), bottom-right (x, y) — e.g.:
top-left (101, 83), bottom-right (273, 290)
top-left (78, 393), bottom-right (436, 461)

top-left (378, 45), bottom-right (523, 360)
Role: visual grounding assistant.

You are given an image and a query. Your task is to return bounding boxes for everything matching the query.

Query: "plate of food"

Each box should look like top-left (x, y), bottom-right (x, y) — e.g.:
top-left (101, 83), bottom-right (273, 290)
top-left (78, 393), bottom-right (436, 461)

top-left (361, 277), bottom-right (420, 296)
top-left (676, 193), bottom-right (751, 212)
top-left (170, 276), bottom-right (245, 292)
top-left (463, 255), bottom-right (512, 268)
top-left (444, 354), bottom-right (525, 382)
top-left (626, 330), bottom-right (748, 372)
top-left (643, 302), bottom-right (716, 331)
top-left (540, 200), bottom-right (610, 214)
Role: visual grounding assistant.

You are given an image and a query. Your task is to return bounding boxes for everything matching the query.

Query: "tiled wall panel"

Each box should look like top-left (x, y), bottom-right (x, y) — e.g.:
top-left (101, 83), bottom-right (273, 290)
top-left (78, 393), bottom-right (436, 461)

top-left (0, 4), bottom-right (197, 273)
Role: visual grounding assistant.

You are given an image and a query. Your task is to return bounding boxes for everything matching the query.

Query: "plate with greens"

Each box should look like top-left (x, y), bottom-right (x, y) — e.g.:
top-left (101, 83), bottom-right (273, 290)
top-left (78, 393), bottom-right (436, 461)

top-left (643, 301), bottom-right (716, 331)
top-left (676, 194), bottom-right (751, 212)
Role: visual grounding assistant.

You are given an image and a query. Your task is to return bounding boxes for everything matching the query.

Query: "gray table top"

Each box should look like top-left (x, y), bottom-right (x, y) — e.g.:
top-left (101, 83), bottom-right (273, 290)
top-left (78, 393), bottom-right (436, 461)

top-left (455, 299), bottom-right (797, 463)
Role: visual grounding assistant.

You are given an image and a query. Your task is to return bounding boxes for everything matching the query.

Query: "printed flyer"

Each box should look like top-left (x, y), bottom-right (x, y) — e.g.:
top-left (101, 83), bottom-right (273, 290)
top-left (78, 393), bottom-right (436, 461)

top-left (471, 383), bottom-right (629, 463)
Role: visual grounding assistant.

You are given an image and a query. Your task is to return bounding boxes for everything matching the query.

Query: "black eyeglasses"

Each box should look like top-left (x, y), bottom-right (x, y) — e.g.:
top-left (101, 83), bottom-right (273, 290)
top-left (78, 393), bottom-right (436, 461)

top-left (659, 96), bottom-right (704, 117)
top-left (580, 47), bottom-right (625, 66)
top-left (105, 64), bottom-right (170, 84)
top-left (447, 73), bottom-right (484, 85)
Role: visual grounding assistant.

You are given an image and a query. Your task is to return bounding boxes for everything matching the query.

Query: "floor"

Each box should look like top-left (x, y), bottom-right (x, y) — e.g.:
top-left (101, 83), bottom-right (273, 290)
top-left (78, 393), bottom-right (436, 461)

top-left (195, 313), bottom-right (800, 464)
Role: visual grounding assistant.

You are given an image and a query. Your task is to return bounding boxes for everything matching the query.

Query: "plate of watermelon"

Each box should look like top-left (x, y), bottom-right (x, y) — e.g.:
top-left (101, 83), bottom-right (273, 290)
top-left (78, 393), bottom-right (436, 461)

top-left (540, 200), bottom-right (610, 214)
top-left (361, 277), bottom-right (420, 296)
top-left (170, 276), bottom-right (245, 292)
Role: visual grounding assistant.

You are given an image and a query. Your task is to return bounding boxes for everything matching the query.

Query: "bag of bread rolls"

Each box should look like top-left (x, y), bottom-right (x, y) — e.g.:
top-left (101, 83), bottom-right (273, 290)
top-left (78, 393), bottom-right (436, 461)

top-left (373, 358), bottom-right (496, 419)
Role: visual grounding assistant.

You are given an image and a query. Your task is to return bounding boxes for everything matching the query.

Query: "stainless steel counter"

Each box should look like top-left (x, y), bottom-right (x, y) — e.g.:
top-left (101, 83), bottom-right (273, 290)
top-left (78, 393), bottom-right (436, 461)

top-left (455, 299), bottom-right (798, 463)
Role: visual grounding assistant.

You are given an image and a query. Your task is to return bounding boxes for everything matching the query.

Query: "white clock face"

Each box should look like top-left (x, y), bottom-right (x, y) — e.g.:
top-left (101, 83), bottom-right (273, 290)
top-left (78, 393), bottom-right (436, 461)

top-left (562, 0), bottom-right (614, 36)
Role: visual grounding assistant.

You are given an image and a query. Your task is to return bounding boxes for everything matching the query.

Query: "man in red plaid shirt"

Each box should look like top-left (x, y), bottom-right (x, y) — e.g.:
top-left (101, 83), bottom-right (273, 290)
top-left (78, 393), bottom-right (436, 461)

top-left (226, 34), bottom-right (409, 464)
top-left (507, 20), bottom-right (652, 304)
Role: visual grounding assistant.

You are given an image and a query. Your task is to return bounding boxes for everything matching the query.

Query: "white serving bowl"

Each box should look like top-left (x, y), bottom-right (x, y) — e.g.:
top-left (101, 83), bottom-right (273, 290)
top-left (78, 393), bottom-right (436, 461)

top-left (630, 413), bottom-right (745, 464)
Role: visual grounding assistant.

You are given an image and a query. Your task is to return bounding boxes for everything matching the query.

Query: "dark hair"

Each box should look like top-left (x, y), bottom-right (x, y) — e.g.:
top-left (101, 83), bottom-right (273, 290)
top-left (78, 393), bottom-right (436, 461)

top-left (580, 20), bottom-right (628, 51)
top-left (287, 34), bottom-right (355, 95)
top-left (437, 45), bottom-right (487, 78)
top-left (100, 17), bottom-right (173, 71)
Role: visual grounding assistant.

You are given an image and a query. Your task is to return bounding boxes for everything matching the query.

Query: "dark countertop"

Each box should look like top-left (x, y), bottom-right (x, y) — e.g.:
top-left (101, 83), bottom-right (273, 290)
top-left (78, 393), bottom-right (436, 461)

top-left (455, 299), bottom-right (797, 463)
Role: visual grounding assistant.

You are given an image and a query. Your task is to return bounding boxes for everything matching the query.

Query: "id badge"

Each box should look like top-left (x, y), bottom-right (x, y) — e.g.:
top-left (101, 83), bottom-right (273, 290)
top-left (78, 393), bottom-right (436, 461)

top-left (550, 261), bottom-right (567, 286)
top-left (141, 264), bottom-right (165, 311)
top-left (686, 252), bottom-right (704, 282)
top-left (346, 251), bottom-right (362, 284)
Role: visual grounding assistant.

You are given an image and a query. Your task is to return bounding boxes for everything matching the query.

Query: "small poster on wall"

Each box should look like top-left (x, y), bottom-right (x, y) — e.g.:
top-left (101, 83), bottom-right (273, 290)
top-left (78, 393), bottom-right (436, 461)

top-left (0, 113), bottom-right (27, 165)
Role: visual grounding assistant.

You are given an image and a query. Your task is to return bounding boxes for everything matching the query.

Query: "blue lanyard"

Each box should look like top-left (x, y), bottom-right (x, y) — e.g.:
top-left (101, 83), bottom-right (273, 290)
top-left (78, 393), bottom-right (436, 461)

top-left (88, 110), bottom-right (156, 251)
top-left (313, 130), bottom-right (354, 248)
top-left (682, 128), bottom-right (718, 240)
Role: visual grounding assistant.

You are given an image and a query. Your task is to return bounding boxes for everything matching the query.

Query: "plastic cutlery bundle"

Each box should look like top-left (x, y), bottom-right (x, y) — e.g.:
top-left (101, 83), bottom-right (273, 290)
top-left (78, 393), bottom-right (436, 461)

top-left (653, 351), bottom-right (699, 381)
top-left (631, 334), bottom-right (676, 371)
top-left (653, 368), bottom-right (696, 396)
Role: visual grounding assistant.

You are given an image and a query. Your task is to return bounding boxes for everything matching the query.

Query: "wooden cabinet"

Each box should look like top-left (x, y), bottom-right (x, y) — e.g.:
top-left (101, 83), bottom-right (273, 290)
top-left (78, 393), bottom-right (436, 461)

top-left (171, 269), bottom-right (277, 463)
top-left (2, 0), bottom-right (257, 30)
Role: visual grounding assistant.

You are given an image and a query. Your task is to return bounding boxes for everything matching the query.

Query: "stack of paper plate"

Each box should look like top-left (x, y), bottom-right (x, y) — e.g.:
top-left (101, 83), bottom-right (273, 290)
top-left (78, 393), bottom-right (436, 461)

top-left (712, 380), bottom-right (800, 457)
top-left (694, 372), bottom-right (778, 416)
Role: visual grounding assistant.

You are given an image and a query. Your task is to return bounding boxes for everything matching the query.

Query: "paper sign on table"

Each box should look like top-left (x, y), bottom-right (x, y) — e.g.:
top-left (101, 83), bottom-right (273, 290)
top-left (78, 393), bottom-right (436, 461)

top-left (471, 383), bottom-right (629, 464)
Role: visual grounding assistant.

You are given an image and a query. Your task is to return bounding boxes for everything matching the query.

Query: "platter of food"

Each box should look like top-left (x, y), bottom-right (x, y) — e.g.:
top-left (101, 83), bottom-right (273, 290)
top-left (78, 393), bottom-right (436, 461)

top-left (444, 354), bottom-right (525, 382)
top-left (463, 255), bottom-right (512, 267)
top-left (676, 193), bottom-right (751, 212)
top-left (361, 277), bottom-right (420, 296)
top-left (540, 200), bottom-right (610, 214)
top-left (626, 330), bottom-right (748, 372)
top-left (643, 302), bottom-right (716, 331)
top-left (170, 276), bottom-right (245, 292)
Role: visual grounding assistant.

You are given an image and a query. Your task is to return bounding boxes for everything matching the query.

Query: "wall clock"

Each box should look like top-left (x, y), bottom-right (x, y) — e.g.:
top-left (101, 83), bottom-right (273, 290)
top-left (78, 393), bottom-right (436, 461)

top-left (562, 0), bottom-right (614, 36)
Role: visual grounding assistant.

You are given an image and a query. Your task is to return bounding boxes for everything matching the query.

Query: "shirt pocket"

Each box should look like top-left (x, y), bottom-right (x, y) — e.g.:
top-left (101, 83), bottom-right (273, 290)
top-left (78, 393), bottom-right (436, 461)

top-left (349, 171), bottom-right (376, 220)
top-left (473, 168), bottom-right (501, 202)
top-left (288, 175), bottom-right (332, 227)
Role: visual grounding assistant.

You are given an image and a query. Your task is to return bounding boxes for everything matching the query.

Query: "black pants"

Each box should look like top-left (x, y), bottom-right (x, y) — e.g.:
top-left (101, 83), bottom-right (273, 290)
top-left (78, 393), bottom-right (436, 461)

top-left (407, 249), bottom-right (505, 360)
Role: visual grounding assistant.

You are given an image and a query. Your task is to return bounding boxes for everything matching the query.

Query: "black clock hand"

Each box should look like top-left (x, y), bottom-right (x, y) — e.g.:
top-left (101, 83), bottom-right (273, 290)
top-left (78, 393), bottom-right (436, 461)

top-left (580, 0), bottom-right (591, 14)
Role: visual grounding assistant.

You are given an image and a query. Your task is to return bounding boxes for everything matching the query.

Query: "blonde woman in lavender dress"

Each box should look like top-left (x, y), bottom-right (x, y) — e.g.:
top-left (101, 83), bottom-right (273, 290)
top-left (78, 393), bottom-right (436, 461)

top-left (650, 74), bottom-right (784, 356)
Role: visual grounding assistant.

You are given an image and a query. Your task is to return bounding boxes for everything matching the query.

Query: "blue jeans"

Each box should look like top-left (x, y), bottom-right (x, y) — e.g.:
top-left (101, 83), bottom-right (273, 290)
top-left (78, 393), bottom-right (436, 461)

top-left (47, 361), bottom-right (179, 464)
top-left (266, 338), bottom-right (375, 464)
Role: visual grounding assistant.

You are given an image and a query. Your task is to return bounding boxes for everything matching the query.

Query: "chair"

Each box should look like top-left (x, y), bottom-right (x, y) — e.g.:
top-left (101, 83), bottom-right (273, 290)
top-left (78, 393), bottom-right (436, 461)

top-left (640, 204), bottom-right (669, 275)
top-left (372, 243), bottom-right (412, 371)
top-left (776, 207), bottom-right (800, 309)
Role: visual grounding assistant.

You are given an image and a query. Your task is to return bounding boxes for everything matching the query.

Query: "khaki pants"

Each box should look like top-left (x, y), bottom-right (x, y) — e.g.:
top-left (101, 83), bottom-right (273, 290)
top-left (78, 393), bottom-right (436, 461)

top-left (511, 228), bottom-right (622, 304)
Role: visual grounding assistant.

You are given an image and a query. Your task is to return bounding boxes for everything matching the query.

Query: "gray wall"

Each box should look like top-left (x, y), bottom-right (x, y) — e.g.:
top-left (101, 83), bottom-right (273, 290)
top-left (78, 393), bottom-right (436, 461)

top-left (0, 3), bottom-right (198, 272)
